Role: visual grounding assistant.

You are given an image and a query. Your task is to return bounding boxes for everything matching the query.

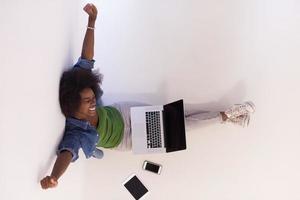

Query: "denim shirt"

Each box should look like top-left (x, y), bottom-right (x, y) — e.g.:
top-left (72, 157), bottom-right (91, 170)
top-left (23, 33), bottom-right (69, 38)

top-left (57, 57), bottom-right (104, 162)
top-left (58, 117), bottom-right (103, 162)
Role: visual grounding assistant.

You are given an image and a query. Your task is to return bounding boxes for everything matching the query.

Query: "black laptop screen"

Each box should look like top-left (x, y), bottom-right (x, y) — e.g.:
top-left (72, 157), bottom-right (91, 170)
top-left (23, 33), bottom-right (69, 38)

top-left (163, 99), bottom-right (187, 153)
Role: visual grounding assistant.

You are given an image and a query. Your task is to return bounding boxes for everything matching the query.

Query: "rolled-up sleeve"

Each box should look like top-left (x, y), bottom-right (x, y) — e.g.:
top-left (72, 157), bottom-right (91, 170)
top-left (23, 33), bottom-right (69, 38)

top-left (57, 133), bottom-right (81, 162)
top-left (73, 57), bottom-right (95, 70)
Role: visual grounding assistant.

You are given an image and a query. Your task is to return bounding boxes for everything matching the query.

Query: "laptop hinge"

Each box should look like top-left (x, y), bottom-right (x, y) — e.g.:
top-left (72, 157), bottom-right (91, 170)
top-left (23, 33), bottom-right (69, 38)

top-left (162, 110), bottom-right (167, 148)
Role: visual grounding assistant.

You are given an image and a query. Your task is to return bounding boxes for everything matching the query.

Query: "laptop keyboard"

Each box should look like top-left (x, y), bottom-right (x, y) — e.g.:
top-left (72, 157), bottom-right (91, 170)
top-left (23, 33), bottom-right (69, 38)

top-left (145, 111), bottom-right (162, 148)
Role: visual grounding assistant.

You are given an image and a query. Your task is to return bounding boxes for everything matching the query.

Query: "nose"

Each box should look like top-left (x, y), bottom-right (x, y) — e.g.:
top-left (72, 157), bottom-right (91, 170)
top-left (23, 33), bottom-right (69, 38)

top-left (91, 96), bottom-right (96, 105)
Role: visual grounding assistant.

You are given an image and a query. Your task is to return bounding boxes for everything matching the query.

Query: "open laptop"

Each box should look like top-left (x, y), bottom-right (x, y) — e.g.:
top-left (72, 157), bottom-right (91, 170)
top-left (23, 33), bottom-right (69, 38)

top-left (130, 99), bottom-right (186, 154)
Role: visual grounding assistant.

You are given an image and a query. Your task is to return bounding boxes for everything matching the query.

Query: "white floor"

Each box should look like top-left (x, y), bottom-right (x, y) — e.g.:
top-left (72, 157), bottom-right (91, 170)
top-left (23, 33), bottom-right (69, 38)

top-left (1, 0), bottom-right (300, 200)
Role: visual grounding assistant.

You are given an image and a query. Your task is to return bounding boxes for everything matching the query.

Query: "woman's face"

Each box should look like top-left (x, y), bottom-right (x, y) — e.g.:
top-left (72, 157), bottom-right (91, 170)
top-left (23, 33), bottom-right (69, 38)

top-left (75, 88), bottom-right (97, 120)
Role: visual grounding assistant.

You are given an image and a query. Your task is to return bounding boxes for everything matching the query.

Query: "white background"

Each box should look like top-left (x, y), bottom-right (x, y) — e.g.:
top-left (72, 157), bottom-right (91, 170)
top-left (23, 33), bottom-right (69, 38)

top-left (1, 0), bottom-right (300, 199)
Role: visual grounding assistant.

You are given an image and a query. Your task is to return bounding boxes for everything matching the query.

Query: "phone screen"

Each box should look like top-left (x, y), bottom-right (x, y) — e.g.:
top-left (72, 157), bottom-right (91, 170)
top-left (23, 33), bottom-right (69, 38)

top-left (124, 175), bottom-right (148, 200)
top-left (145, 162), bottom-right (160, 173)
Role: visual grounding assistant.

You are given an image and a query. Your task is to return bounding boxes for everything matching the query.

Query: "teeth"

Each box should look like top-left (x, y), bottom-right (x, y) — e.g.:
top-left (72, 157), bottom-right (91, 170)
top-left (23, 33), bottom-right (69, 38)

top-left (89, 107), bottom-right (96, 111)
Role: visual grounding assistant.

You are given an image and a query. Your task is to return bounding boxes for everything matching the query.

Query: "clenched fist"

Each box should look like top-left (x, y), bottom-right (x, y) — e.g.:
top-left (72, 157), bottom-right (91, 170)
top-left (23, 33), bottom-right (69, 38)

top-left (84, 3), bottom-right (98, 21)
top-left (40, 176), bottom-right (58, 189)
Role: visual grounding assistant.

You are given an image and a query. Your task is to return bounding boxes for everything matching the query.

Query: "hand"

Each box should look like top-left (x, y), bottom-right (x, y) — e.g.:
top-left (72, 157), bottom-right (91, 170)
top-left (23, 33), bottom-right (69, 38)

top-left (40, 176), bottom-right (58, 189)
top-left (83, 3), bottom-right (98, 21)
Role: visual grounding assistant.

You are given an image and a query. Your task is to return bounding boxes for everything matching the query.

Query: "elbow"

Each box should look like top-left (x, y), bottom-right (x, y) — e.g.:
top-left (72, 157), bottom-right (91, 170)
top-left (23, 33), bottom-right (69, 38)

top-left (59, 150), bottom-right (73, 162)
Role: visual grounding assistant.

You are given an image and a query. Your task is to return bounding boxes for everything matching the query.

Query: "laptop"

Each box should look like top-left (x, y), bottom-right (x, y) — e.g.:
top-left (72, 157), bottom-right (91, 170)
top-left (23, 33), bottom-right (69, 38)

top-left (130, 99), bottom-right (186, 154)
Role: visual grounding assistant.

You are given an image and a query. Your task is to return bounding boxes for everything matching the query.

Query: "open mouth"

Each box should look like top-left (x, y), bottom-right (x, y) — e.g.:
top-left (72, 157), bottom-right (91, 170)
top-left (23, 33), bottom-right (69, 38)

top-left (89, 107), bottom-right (96, 111)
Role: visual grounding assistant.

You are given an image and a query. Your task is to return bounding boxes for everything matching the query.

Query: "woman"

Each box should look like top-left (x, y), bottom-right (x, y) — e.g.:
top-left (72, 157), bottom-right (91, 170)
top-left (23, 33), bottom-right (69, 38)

top-left (40, 3), bottom-right (255, 189)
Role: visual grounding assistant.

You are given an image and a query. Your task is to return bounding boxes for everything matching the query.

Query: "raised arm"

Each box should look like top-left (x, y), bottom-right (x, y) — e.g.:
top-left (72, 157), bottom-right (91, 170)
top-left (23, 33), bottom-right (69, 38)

top-left (40, 151), bottom-right (72, 189)
top-left (81, 3), bottom-right (98, 60)
top-left (40, 4), bottom-right (98, 190)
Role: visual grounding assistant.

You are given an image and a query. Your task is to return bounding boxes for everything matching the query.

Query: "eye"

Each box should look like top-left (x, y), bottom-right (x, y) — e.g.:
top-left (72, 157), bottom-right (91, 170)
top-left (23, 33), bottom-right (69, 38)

top-left (84, 96), bottom-right (95, 104)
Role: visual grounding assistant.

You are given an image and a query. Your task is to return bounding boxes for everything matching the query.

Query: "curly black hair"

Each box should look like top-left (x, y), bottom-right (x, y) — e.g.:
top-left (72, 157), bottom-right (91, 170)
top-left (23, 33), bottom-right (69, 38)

top-left (59, 67), bottom-right (103, 117)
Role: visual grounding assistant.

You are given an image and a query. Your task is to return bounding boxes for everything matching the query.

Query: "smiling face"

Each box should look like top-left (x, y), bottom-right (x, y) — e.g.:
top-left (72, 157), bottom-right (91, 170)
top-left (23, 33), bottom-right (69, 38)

top-left (74, 88), bottom-right (97, 120)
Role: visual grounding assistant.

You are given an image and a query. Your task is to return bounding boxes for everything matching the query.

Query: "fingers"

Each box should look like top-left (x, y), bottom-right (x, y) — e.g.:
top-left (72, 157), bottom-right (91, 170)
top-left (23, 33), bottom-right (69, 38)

top-left (83, 3), bottom-right (98, 16)
top-left (83, 4), bottom-right (92, 13)
top-left (41, 176), bottom-right (57, 189)
top-left (83, 3), bottom-right (96, 13)
top-left (50, 177), bottom-right (58, 187)
top-left (40, 176), bottom-right (58, 190)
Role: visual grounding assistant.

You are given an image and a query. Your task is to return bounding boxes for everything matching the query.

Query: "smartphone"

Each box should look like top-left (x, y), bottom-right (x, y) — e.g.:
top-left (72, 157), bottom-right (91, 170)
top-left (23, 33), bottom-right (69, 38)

top-left (123, 174), bottom-right (149, 200)
top-left (142, 160), bottom-right (162, 175)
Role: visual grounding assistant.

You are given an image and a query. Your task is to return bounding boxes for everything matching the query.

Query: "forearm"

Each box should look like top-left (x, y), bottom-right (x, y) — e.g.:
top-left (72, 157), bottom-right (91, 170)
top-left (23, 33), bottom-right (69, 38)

top-left (50, 151), bottom-right (72, 180)
top-left (81, 18), bottom-right (95, 60)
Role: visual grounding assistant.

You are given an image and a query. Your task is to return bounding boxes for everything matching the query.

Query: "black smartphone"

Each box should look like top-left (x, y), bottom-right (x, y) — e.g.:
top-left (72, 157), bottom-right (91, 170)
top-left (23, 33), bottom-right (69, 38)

top-left (142, 160), bottom-right (162, 175)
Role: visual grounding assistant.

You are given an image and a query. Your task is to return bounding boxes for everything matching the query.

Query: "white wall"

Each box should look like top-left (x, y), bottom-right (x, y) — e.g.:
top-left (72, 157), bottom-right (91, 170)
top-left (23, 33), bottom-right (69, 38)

top-left (1, 0), bottom-right (300, 199)
top-left (0, 1), bottom-right (86, 199)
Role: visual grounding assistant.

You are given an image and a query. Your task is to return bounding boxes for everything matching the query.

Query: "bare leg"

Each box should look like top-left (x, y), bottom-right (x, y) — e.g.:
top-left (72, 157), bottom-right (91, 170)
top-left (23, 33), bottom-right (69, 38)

top-left (184, 103), bottom-right (225, 130)
top-left (184, 101), bottom-right (255, 129)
